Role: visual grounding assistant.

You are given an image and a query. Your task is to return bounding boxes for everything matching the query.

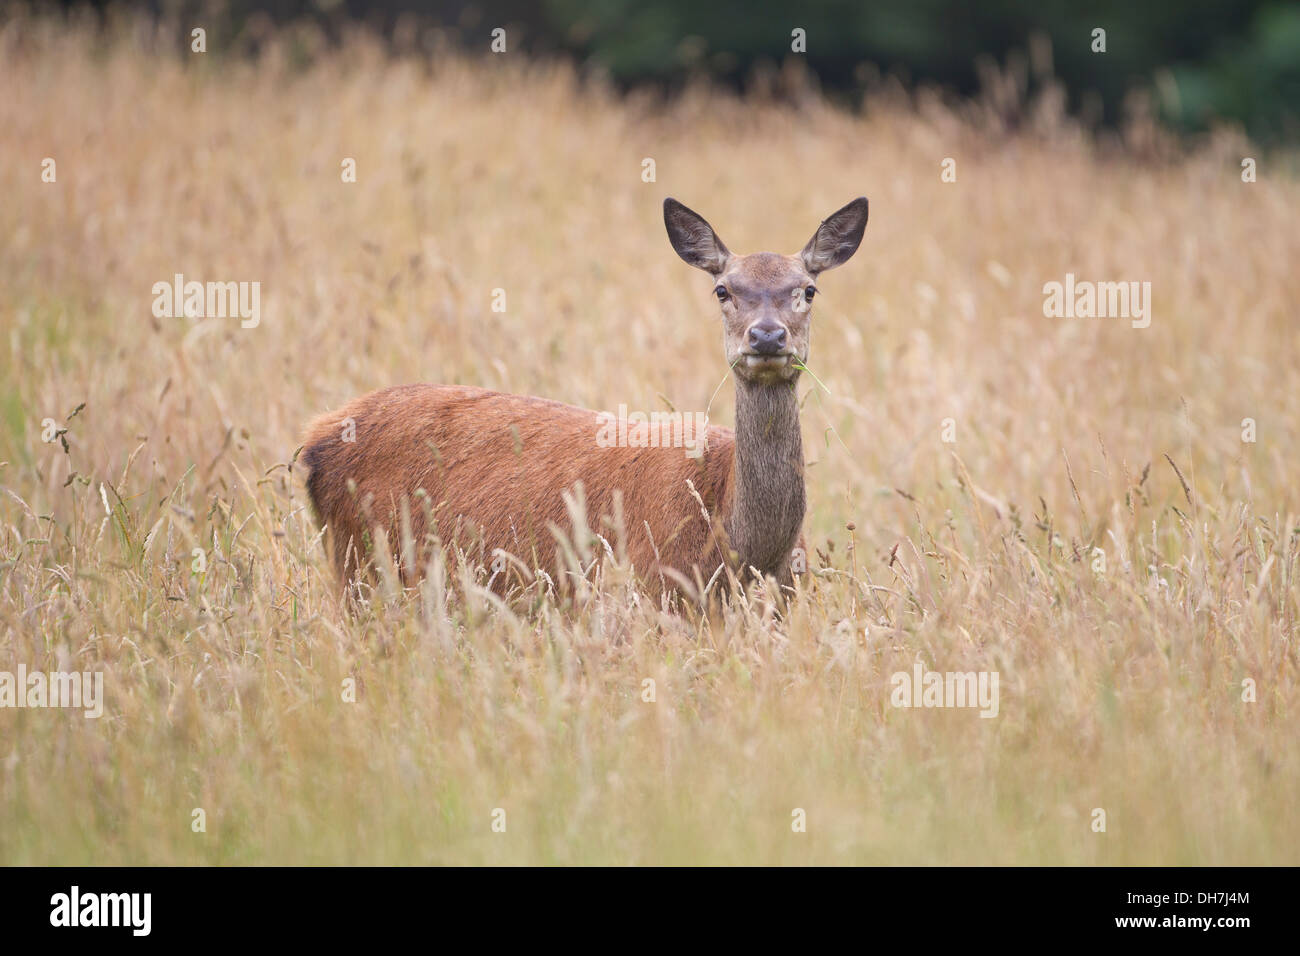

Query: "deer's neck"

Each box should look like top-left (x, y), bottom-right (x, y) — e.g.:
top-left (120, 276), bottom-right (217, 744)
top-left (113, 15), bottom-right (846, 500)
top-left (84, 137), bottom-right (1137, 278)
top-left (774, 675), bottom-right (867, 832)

top-left (725, 377), bottom-right (805, 576)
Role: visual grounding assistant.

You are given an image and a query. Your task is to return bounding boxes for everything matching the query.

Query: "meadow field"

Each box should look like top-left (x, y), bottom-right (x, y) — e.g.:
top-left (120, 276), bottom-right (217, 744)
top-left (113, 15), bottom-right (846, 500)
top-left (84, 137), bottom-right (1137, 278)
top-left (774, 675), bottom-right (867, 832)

top-left (1, 12), bottom-right (1298, 864)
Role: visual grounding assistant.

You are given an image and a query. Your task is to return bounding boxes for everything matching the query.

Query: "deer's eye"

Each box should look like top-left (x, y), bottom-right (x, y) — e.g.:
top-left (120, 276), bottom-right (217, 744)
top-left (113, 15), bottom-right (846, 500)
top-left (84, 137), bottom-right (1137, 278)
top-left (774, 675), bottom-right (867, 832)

top-left (804, 287), bottom-right (816, 303)
top-left (715, 287), bottom-right (730, 302)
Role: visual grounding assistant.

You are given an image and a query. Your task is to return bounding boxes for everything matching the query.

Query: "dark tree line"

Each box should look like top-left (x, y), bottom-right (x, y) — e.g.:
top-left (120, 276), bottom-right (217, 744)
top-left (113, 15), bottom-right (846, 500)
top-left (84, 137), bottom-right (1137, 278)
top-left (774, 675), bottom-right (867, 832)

top-left (50, 0), bottom-right (1300, 141)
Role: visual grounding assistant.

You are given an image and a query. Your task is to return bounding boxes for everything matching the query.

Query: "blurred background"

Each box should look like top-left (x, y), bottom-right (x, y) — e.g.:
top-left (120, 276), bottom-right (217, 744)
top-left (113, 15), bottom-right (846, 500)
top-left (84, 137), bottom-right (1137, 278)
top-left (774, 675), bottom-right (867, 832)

top-left (60, 0), bottom-right (1300, 143)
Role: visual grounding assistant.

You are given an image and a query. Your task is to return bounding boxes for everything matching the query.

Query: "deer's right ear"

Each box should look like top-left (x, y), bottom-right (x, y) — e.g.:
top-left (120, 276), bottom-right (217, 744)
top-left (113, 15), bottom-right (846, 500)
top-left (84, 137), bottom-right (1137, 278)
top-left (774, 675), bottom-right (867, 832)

top-left (664, 198), bottom-right (732, 275)
top-left (801, 197), bottom-right (869, 275)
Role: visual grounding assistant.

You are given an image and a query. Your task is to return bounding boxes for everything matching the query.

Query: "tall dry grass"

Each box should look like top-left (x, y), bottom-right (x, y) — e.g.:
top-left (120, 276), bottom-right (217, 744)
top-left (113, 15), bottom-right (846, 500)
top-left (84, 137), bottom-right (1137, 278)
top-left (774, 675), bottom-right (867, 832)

top-left (0, 11), bottom-right (1297, 863)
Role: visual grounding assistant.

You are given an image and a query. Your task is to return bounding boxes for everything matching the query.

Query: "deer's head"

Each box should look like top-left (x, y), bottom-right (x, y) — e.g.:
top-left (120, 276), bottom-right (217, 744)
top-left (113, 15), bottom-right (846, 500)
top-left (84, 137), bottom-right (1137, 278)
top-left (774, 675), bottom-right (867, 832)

top-left (664, 197), bottom-right (868, 385)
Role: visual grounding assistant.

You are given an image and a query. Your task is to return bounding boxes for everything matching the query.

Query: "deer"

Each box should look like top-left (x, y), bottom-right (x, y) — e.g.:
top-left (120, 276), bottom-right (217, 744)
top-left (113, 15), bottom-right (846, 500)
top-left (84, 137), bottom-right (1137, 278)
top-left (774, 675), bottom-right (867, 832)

top-left (300, 196), bottom-right (869, 604)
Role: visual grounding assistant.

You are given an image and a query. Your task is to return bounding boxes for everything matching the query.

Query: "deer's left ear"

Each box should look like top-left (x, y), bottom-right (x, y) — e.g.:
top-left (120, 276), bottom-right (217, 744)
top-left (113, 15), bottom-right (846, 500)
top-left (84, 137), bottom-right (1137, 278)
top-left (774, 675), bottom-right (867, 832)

top-left (801, 197), bottom-right (868, 275)
top-left (664, 198), bottom-right (733, 275)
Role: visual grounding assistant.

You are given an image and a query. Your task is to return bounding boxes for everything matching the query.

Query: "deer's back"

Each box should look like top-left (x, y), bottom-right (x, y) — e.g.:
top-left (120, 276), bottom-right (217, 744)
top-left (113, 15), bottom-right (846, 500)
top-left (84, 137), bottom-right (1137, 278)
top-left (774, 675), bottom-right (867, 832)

top-left (301, 384), bottom-right (735, 593)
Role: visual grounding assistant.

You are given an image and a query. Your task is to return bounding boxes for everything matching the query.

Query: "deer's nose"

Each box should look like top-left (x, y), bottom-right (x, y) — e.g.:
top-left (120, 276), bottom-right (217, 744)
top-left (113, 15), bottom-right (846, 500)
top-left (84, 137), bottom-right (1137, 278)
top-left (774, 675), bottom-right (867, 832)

top-left (748, 324), bottom-right (788, 355)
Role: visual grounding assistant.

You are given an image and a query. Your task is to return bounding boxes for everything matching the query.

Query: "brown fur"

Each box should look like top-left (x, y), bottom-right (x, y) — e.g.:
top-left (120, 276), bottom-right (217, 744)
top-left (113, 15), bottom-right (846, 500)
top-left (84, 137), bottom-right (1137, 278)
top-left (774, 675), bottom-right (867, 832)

top-left (302, 384), bottom-right (749, 601)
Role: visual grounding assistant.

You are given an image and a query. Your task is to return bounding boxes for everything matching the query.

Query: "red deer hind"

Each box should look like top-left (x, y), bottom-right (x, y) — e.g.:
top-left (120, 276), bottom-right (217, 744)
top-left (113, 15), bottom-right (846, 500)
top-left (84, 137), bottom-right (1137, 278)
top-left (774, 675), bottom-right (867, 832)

top-left (301, 196), bottom-right (869, 602)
